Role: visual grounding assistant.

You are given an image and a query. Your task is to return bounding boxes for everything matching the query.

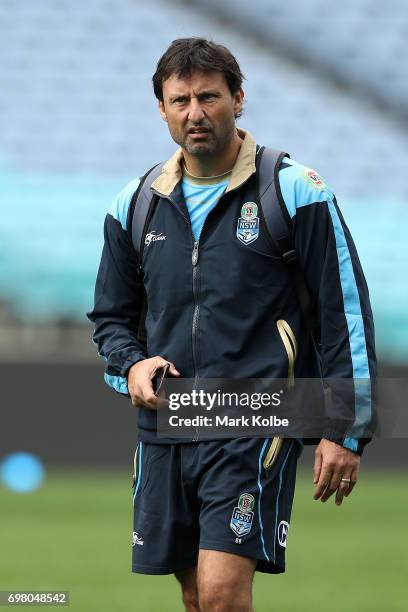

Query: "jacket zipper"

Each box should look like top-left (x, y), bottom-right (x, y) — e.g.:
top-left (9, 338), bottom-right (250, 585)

top-left (191, 240), bottom-right (201, 442)
top-left (150, 189), bottom-right (231, 441)
top-left (276, 319), bottom-right (298, 389)
top-left (151, 186), bottom-right (241, 383)
top-left (191, 240), bottom-right (200, 382)
top-left (152, 190), bottom-right (200, 381)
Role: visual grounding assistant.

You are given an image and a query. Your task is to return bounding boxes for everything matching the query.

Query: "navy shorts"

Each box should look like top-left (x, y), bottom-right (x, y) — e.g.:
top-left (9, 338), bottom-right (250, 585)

top-left (131, 437), bottom-right (301, 575)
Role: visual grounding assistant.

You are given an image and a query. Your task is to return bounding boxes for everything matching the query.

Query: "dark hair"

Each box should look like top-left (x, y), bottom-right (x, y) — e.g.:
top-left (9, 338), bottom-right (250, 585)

top-left (152, 38), bottom-right (245, 102)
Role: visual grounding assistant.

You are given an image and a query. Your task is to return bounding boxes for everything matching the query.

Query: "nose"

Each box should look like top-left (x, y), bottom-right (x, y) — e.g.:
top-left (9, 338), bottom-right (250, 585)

top-left (188, 97), bottom-right (205, 123)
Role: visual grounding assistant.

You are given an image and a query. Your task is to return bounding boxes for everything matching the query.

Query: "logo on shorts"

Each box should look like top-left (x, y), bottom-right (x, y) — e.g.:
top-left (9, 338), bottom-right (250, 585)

top-left (238, 493), bottom-right (255, 512)
top-left (236, 202), bottom-right (259, 245)
top-left (230, 493), bottom-right (255, 537)
top-left (277, 520), bottom-right (289, 548)
top-left (132, 531), bottom-right (144, 546)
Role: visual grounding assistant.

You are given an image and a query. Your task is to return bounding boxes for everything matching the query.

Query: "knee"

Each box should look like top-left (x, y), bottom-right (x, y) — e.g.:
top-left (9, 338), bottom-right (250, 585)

top-left (198, 577), bottom-right (251, 612)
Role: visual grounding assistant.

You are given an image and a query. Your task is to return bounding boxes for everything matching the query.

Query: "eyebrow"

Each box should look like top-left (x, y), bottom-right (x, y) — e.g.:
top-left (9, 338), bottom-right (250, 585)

top-left (169, 90), bottom-right (222, 102)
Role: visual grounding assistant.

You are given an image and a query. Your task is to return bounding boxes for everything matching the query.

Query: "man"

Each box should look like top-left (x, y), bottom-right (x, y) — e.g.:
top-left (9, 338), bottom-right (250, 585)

top-left (88, 38), bottom-right (376, 612)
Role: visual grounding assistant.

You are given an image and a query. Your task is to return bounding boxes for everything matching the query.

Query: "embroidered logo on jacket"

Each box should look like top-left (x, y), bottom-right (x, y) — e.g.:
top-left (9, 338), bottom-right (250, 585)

top-left (236, 202), bottom-right (260, 245)
top-left (145, 231), bottom-right (166, 246)
top-left (303, 169), bottom-right (327, 190)
top-left (230, 493), bottom-right (255, 537)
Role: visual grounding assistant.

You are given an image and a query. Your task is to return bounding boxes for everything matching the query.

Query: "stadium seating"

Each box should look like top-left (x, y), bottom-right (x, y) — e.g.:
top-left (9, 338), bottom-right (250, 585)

top-left (198, 0), bottom-right (408, 117)
top-left (0, 0), bottom-right (407, 361)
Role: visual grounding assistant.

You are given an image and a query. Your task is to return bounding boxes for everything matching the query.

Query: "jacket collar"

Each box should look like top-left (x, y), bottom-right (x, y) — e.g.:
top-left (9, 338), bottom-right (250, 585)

top-left (151, 128), bottom-right (257, 196)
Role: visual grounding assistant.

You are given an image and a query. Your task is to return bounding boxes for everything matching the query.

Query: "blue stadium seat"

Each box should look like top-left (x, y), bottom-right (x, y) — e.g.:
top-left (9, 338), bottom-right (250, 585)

top-left (199, 0), bottom-right (408, 117)
top-left (0, 0), bottom-right (407, 362)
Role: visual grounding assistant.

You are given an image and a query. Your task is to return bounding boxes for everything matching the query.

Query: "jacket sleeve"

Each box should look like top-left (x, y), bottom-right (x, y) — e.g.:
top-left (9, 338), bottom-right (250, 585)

top-left (87, 178), bottom-right (147, 396)
top-left (279, 159), bottom-right (377, 455)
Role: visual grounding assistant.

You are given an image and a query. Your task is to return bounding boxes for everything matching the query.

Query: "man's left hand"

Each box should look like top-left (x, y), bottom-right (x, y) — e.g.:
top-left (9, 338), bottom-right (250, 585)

top-left (313, 439), bottom-right (360, 506)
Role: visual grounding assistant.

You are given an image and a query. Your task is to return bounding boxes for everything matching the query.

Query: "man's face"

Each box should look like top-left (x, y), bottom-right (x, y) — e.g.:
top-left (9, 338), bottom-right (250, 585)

top-left (159, 70), bottom-right (244, 158)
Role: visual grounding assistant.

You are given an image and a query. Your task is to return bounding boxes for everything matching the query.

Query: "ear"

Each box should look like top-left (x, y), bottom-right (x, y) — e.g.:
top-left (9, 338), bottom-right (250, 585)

top-left (233, 88), bottom-right (244, 117)
top-left (158, 100), bottom-right (167, 122)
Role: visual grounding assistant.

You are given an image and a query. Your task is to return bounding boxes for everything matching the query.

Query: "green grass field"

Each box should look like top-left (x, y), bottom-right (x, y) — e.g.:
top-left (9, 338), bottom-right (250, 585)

top-left (1, 469), bottom-right (406, 612)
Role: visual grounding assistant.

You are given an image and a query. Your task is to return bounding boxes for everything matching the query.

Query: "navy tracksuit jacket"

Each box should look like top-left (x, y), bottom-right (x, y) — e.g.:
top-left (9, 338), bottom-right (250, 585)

top-left (87, 130), bottom-right (377, 454)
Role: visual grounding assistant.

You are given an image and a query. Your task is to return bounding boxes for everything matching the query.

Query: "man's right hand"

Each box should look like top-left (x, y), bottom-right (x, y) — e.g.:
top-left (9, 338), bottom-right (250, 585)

top-left (127, 356), bottom-right (180, 409)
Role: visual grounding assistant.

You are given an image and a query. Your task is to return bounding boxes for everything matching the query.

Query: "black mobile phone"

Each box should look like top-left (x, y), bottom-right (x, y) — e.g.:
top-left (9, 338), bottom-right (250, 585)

top-left (154, 362), bottom-right (170, 396)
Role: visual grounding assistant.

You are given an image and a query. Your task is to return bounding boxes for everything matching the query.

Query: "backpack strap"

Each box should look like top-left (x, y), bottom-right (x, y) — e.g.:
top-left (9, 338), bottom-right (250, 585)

top-left (127, 163), bottom-right (163, 262)
top-left (256, 146), bottom-right (319, 338)
top-left (126, 162), bottom-right (162, 344)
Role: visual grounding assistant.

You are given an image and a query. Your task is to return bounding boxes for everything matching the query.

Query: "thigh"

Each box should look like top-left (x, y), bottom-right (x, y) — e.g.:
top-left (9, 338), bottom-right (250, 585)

top-left (198, 549), bottom-right (256, 585)
top-left (197, 550), bottom-right (256, 611)
top-left (198, 437), bottom-right (300, 574)
top-left (132, 442), bottom-right (199, 575)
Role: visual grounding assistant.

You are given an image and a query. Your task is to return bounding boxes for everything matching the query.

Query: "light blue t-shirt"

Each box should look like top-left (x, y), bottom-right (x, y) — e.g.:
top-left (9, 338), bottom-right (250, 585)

top-left (181, 176), bottom-right (230, 241)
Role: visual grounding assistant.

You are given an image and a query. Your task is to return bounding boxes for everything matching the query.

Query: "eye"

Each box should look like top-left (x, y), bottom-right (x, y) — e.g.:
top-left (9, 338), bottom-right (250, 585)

top-left (202, 93), bottom-right (217, 101)
top-left (173, 97), bottom-right (188, 105)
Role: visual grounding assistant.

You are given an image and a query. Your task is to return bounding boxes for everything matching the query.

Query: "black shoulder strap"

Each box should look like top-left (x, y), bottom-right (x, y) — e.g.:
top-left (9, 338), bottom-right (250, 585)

top-left (257, 146), bottom-right (293, 257)
top-left (126, 163), bottom-right (163, 346)
top-left (257, 147), bottom-right (319, 338)
top-left (127, 163), bottom-right (163, 260)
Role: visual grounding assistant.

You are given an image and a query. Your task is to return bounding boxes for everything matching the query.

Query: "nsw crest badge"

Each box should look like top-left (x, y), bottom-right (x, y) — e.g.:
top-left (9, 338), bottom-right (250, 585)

top-left (230, 493), bottom-right (255, 537)
top-left (236, 202), bottom-right (260, 245)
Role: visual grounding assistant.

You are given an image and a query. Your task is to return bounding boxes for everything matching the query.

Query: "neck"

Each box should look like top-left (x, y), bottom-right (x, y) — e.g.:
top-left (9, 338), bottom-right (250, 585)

top-left (183, 131), bottom-right (243, 177)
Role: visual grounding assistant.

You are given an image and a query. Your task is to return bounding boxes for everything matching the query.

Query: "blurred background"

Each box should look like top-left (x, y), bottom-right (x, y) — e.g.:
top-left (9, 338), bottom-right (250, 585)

top-left (0, 1), bottom-right (407, 610)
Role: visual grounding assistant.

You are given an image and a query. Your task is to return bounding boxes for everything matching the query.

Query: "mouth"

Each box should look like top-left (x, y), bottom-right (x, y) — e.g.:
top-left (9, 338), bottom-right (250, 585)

top-left (187, 127), bottom-right (210, 139)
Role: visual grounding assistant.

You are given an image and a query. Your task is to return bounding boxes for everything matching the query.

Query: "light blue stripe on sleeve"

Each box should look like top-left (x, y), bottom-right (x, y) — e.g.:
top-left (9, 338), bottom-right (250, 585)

top-left (104, 373), bottom-right (129, 395)
top-left (278, 159), bottom-right (371, 448)
top-left (278, 158), bottom-right (329, 219)
top-left (108, 177), bottom-right (141, 230)
top-left (343, 436), bottom-right (358, 452)
top-left (327, 194), bottom-right (371, 441)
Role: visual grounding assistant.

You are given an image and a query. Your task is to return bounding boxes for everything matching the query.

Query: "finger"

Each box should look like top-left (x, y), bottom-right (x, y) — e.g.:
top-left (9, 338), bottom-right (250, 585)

top-left (334, 483), bottom-right (348, 506)
top-left (335, 476), bottom-right (352, 506)
top-left (130, 391), bottom-right (140, 406)
top-left (314, 464), bottom-right (333, 500)
top-left (345, 481), bottom-right (356, 497)
top-left (139, 378), bottom-right (159, 409)
top-left (345, 466), bottom-right (359, 497)
top-left (320, 468), bottom-right (343, 502)
top-left (153, 356), bottom-right (171, 373)
top-left (156, 390), bottom-right (170, 409)
top-left (167, 362), bottom-right (181, 376)
top-left (320, 482), bottom-right (337, 502)
top-left (313, 451), bottom-right (322, 485)
top-left (143, 391), bottom-right (159, 408)
top-left (151, 358), bottom-right (181, 383)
